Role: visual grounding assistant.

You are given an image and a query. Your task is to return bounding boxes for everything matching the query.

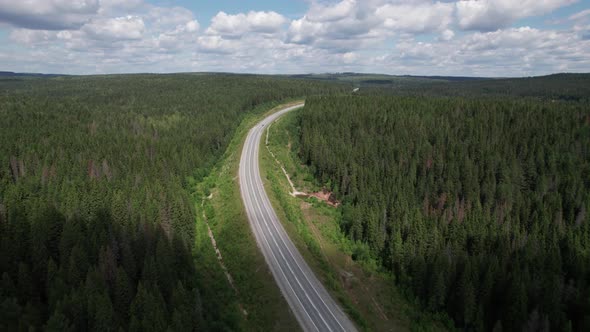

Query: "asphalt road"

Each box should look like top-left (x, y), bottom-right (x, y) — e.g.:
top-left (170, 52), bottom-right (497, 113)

top-left (239, 103), bottom-right (358, 332)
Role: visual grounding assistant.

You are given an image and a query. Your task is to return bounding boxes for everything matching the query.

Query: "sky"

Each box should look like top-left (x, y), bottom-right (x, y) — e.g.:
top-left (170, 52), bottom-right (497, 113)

top-left (0, 0), bottom-right (589, 76)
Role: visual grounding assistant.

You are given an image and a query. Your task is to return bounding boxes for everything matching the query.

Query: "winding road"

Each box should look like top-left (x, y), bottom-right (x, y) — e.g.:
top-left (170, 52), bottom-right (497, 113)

top-left (239, 103), bottom-right (358, 332)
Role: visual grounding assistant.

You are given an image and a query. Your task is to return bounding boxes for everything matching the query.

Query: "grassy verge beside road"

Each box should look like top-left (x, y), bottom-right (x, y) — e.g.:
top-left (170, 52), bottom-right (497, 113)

top-left (190, 101), bottom-right (304, 331)
top-left (260, 110), bottom-right (450, 332)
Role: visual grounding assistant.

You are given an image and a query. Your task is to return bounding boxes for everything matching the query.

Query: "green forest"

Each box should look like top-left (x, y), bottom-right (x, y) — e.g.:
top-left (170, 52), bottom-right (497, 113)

top-left (296, 94), bottom-right (590, 331)
top-left (0, 74), bottom-right (349, 330)
top-left (3, 72), bottom-right (590, 331)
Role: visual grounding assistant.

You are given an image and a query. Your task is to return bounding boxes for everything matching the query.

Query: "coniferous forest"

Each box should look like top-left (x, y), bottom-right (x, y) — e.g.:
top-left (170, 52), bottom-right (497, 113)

top-left (2, 72), bottom-right (590, 331)
top-left (0, 74), bottom-right (348, 331)
top-left (297, 93), bottom-right (590, 331)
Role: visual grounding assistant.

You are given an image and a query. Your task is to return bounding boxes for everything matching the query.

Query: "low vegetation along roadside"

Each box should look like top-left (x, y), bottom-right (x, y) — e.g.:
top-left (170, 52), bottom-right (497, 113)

top-left (191, 101), bottom-right (306, 331)
top-left (260, 109), bottom-right (451, 331)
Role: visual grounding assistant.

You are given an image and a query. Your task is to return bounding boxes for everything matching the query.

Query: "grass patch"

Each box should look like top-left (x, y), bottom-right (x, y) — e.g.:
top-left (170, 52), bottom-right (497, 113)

top-left (191, 100), bottom-right (305, 331)
top-left (260, 110), bottom-right (451, 332)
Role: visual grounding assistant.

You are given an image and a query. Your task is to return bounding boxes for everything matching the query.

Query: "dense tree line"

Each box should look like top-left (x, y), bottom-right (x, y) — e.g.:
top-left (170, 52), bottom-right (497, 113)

top-left (0, 74), bottom-right (349, 329)
top-left (1, 207), bottom-right (204, 331)
top-left (361, 73), bottom-right (590, 102)
top-left (297, 95), bottom-right (590, 331)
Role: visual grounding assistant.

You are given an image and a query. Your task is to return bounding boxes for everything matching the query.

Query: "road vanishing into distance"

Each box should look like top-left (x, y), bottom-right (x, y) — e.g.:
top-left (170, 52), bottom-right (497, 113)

top-left (239, 103), bottom-right (358, 332)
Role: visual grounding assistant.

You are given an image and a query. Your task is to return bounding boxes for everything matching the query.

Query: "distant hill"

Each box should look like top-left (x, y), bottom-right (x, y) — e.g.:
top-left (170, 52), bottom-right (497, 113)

top-left (0, 71), bottom-right (66, 78)
top-left (2, 71), bottom-right (588, 100)
top-left (413, 73), bottom-right (590, 100)
top-left (400, 75), bottom-right (489, 82)
top-left (289, 72), bottom-right (590, 100)
top-left (287, 72), bottom-right (492, 90)
top-left (352, 72), bottom-right (590, 100)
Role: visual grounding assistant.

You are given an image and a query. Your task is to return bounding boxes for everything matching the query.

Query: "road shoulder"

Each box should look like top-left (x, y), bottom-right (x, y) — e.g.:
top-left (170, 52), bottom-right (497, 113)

top-left (192, 100), bottom-right (304, 331)
top-left (259, 110), bottom-right (449, 332)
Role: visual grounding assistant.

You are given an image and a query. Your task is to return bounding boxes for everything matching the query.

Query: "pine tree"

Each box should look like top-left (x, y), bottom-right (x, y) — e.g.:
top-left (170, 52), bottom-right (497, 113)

top-left (46, 306), bottom-right (73, 332)
top-left (17, 263), bottom-right (34, 303)
top-left (0, 297), bottom-right (21, 331)
top-left (91, 292), bottom-right (114, 332)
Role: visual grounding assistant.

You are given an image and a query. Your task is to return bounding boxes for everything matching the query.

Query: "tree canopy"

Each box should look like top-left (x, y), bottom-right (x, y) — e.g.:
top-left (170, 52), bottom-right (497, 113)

top-left (0, 74), bottom-right (349, 330)
top-left (297, 94), bottom-right (590, 331)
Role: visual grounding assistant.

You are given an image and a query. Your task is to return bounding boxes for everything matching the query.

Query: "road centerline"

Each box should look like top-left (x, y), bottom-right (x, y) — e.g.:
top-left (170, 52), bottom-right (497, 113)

top-left (238, 103), bottom-right (358, 332)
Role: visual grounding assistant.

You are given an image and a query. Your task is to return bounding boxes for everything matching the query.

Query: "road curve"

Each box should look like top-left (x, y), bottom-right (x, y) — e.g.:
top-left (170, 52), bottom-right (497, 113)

top-left (239, 103), bottom-right (358, 332)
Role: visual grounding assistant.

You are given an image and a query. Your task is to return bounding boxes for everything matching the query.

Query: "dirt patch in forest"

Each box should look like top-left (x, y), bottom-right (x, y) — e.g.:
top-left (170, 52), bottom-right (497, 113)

top-left (295, 188), bottom-right (340, 207)
top-left (265, 124), bottom-right (339, 208)
top-left (309, 189), bottom-right (340, 207)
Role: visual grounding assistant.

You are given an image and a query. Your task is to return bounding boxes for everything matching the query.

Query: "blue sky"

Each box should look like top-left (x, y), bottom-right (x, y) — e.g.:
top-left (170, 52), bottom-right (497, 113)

top-left (159, 0), bottom-right (309, 22)
top-left (0, 0), bottom-right (589, 76)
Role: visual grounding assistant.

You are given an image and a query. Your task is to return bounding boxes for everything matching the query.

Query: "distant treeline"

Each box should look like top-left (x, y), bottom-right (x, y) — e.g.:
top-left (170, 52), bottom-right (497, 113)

top-left (0, 71), bottom-right (65, 79)
top-left (0, 74), bottom-right (349, 330)
top-left (362, 73), bottom-right (590, 101)
top-left (297, 95), bottom-right (590, 331)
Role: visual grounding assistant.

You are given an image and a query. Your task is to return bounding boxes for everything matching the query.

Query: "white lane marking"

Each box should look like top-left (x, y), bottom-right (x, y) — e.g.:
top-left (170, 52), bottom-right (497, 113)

top-left (245, 177), bottom-right (320, 331)
top-left (246, 133), bottom-right (332, 332)
top-left (253, 177), bottom-right (349, 332)
top-left (251, 113), bottom-right (349, 331)
top-left (241, 103), bottom-right (355, 332)
top-left (245, 127), bottom-right (328, 330)
top-left (240, 126), bottom-right (321, 332)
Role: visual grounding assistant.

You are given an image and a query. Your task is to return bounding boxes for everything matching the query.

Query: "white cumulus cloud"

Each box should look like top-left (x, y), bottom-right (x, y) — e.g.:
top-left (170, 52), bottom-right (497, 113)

top-left (207, 11), bottom-right (287, 37)
top-left (377, 1), bottom-right (454, 34)
top-left (82, 15), bottom-right (145, 40)
top-left (1, 0), bottom-right (589, 76)
top-left (0, 0), bottom-right (100, 29)
top-left (456, 0), bottom-right (577, 31)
